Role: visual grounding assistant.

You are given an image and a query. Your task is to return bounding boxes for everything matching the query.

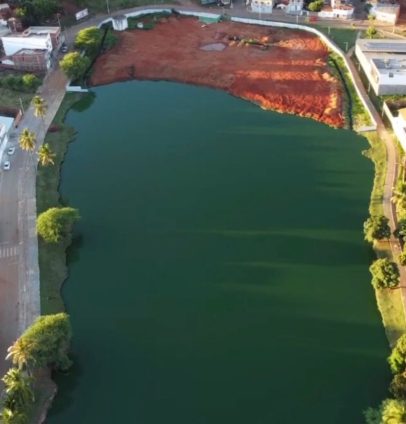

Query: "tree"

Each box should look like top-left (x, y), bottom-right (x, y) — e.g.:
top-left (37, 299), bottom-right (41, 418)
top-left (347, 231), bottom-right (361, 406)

top-left (365, 399), bottom-right (406, 424)
top-left (389, 334), bottom-right (406, 374)
top-left (369, 258), bottom-right (400, 289)
top-left (363, 215), bottom-right (391, 243)
top-left (22, 74), bottom-right (39, 91)
top-left (2, 368), bottom-right (34, 409)
top-left (308, 0), bottom-right (324, 11)
top-left (18, 129), bottom-right (36, 153)
top-left (37, 207), bottom-right (79, 244)
top-left (13, 313), bottom-right (73, 370)
top-left (366, 26), bottom-right (378, 39)
top-left (32, 95), bottom-right (47, 120)
top-left (59, 52), bottom-right (90, 81)
top-left (0, 408), bottom-right (27, 424)
top-left (390, 373), bottom-right (406, 399)
top-left (38, 144), bottom-right (55, 167)
top-left (6, 338), bottom-right (37, 371)
top-left (75, 27), bottom-right (102, 56)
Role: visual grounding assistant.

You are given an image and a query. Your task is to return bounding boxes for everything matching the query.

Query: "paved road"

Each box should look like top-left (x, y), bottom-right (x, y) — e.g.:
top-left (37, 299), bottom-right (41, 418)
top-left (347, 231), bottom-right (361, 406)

top-left (1, 0), bottom-right (405, 379)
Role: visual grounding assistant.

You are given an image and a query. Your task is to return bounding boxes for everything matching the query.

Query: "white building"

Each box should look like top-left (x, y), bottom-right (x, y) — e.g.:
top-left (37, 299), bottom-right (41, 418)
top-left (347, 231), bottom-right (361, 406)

top-left (0, 26), bottom-right (62, 57)
top-left (286, 0), bottom-right (303, 14)
top-left (356, 39), bottom-right (406, 95)
top-left (369, 3), bottom-right (400, 24)
top-left (250, 0), bottom-right (274, 14)
top-left (318, 4), bottom-right (354, 19)
top-left (0, 115), bottom-right (14, 153)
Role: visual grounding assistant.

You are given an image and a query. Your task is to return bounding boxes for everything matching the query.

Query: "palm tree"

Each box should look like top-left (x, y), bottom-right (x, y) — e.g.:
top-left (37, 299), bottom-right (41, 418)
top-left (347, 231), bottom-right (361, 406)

top-left (32, 95), bottom-right (47, 121)
top-left (18, 129), bottom-right (36, 153)
top-left (38, 144), bottom-right (55, 166)
top-left (2, 368), bottom-right (34, 408)
top-left (6, 338), bottom-right (36, 371)
top-left (0, 407), bottom-right (27, 424)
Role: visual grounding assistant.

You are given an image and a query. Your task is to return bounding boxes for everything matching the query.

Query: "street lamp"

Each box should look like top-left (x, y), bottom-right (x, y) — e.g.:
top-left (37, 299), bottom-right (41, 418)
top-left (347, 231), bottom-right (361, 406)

top-left (106, 0), bottom-right (111, 14)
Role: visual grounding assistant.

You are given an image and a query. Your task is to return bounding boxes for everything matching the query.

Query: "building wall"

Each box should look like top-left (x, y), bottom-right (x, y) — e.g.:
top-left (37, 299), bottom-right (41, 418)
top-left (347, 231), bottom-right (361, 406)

top-left (1, 34), bottom-right (52, 56)
top-left (12, 52), bottom-right (49, 72)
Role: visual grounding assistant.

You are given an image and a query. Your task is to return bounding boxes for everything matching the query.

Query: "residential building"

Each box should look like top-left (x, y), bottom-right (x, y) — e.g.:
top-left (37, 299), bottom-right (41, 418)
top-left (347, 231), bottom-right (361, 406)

top-left (369, 3), bottom-right (400, 24)
top-left (286, 0), bottom-right (303, 14)
top-left (250, 0), bottom-right (274, 14)
top-left (0, 114), bottom-right (14, 151)
top-left (356, 39), bottom-right (406, 95)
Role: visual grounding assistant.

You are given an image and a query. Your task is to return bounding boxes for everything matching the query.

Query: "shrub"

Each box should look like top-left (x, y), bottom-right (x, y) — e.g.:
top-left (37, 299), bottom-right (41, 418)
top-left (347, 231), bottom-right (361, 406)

top-left (366, 26), bottom-right (378, 39)
top-left (36, 207), bottom-right (79, 243)
top-left (364, 399), bottom-right (406, 423)
top-left (308, 0), bottom-right (324, 11)
top-left (389, 334), bottom-right (406, 374)
top-left (390, 373), bottom-right (406, 399)
top-left (22, 73), bottom-right (40, 91)
top-left (369, 258), bottom-right (400, 289)
top-left (59, 52), bottom-right (90, 81)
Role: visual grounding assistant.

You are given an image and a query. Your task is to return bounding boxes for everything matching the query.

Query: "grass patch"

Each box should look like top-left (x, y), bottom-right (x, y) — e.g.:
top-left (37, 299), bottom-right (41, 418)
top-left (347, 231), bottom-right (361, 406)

top-left (0, 87), bottom-right (34, 110)
top-left (363, 131), bottom-right (386, 216)
top-left (311, 25), bottom-right (357, 52)
top-left (37, 93), bottom-right (83, 314)
top-left (329, 52), bottom-right (372, 129)
top-left (375, 283), bottom-right (406, 346)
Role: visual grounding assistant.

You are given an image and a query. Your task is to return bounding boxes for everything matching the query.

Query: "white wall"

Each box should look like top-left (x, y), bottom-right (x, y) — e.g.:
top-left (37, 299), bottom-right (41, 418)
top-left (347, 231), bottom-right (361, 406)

top-left (1, 33), bottom-right (52, 56)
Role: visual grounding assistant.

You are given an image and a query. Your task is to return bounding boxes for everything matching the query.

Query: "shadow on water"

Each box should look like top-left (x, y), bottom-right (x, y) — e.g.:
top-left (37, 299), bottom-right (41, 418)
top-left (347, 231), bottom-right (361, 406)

top-left (46, 81), bottom-right (389, 424)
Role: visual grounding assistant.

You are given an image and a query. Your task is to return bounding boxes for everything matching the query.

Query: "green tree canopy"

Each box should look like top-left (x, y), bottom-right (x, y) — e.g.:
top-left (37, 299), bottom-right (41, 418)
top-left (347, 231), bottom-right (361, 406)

top-left (0, 407), bottom-right (27, 424)
top-left (390, 373), bottom-right (406, 399)
top-left (363, 215), bottom-right (391, 243)
top-left (365, 398), bottom-right (406, 423)
top-left (36, 207), bottom-right (79, 243)
top-left (369, 258), bottom-right (400, 290)
top-left (75, 26), bottom-right (103, 55)
top-left (38, 143), bottom-right (55, 167)
top-left (7, 313), bottom-right (72, 371)
top-left (366, 26), bottom-right (378, 39)
top-left (2, 368), bottom-right (34, 410)
top-left (32, 95), bottom-right (47, 120)
top-left (19, 128), bottom-right (36, 153)
top-left (389, 334), bottom-right (406, 374)
top-left (308, 0), bottom-right (324, 11)
top-left (59, 52), bottom-right (90, 81)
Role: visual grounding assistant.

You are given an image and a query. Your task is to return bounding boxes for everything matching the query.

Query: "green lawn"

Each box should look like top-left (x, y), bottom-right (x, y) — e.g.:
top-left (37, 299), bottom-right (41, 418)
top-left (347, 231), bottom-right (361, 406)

top-left (0, 87), bottom-right (34, 110)
top-left (78, 0), bottom-right (172, 14)
top-left (37, 93), bottom-right (82, 314)
top-left (311, 25), bottom-right (358, 52)
top-left (363, 131), bottom-right (386, 217)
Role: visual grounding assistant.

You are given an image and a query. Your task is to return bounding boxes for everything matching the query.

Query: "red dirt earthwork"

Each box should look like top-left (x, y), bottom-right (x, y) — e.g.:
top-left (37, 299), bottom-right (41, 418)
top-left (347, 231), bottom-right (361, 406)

top-left (91, 17), bottom-right (345, 128)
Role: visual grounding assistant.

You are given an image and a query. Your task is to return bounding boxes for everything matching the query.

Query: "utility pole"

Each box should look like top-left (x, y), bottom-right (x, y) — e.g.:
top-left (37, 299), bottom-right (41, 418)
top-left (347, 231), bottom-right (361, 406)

top-left (344, 41), bottom-right (348, 51)
top-left (19, 98), bottom-right (24, 115)
top-left (106, 0), bottom-right (111, 14)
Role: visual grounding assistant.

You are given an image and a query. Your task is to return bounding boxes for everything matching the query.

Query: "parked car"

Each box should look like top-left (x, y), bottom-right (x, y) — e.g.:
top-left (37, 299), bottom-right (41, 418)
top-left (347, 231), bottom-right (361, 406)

top-left (3, 161), bottom-right (10, 171)
top-left (7, 147), bottom-right (15, 155)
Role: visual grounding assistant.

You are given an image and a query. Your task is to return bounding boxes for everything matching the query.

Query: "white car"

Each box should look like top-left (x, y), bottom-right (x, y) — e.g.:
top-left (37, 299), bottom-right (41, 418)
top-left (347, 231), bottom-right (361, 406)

top-left (7, 147), bottom-right (15, 155)
top-left (3, 161), bottom-right (10, 171)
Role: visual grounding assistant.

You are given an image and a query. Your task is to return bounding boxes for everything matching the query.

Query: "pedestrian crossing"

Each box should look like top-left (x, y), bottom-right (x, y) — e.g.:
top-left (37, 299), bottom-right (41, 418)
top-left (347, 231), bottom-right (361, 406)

top-left (0, 245), bottom-right (18, 259)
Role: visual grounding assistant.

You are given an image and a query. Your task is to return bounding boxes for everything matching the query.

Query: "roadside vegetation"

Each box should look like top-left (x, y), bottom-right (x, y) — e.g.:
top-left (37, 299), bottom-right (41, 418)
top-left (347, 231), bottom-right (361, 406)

top-left (0, 313), bottom-right (72, 424)
top-left (60, 26), bottom-right (117, 85)
top-left (328, 52), bottom-right (372, 130)
top-left (0, 73), bottom-right (41, 110)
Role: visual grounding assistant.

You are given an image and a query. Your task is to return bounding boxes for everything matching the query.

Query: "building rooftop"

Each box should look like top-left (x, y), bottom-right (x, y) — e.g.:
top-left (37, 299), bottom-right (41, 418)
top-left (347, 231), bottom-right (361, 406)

top-left (13, 48), bottom-right (47, 56)
top-left (372, 57), bottom-right (406, 74)
top-left (357, 39), bottom-right (406, 53)
top-left (0, 115), bottom-right (14, 134)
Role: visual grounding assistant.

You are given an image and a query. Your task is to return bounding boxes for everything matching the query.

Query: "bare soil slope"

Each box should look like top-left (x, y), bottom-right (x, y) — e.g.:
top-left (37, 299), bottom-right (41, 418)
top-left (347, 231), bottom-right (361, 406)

top-left (91, 17), bottom-right (344, 127)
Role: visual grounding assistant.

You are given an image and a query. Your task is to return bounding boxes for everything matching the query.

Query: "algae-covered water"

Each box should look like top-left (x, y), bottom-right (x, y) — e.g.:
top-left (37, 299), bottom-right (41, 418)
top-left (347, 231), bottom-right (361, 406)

top-left (48, 81), bottom-right (389, 423)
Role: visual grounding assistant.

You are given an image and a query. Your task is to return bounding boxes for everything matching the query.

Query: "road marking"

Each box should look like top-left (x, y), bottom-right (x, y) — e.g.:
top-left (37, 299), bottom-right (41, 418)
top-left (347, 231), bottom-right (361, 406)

top-left (0, 245), bottom-right (18, 259)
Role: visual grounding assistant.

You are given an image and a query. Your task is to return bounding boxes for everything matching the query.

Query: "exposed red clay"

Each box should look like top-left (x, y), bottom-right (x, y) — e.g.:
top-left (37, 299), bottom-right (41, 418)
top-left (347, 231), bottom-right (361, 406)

top-left (90, 17), bottom-right (344, 128)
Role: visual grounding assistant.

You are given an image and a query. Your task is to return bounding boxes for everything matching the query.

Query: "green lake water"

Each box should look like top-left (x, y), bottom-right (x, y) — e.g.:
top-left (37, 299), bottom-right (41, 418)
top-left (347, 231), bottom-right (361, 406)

top-left (48, 81), bottom-right (389, 423)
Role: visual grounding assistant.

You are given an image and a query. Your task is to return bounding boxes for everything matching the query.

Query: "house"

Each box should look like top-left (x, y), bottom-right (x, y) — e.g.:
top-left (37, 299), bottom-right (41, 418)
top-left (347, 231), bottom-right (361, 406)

top-left (356, 39), bottom-right (406, 95)
top-left (0, 3), bottom-right (10, 25)
top-left (249, 0), bottom-right (274, 14)
top-left (369, 3), bottom-right (400, 24)
top-left (318, 0), bottom-right (354, 19)
top-left (0, 26), bottom-right (62, 71)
